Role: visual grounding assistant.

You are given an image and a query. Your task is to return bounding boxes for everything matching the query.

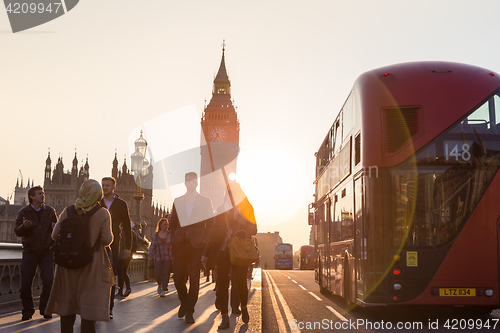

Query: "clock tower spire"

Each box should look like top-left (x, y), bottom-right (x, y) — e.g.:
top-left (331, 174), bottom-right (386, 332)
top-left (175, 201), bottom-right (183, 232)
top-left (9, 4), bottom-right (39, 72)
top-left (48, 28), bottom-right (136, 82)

top-left (213, 40), bottom-right (230, 95)
top-left (200, 42), bottom-right (240, 209)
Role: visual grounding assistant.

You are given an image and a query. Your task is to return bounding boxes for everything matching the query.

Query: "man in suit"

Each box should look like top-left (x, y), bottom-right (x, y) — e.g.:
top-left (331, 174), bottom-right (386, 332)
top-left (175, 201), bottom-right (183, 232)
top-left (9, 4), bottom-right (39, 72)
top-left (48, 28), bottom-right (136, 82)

top-left (170, 172), bottom-right (214, 324)
top-left (100, 177), bottom-right (132, 319)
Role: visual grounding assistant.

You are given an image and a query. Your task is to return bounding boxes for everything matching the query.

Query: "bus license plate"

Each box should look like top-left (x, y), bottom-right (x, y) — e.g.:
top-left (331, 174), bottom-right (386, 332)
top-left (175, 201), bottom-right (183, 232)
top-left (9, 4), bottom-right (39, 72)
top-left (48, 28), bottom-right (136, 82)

top-left (439, 288), bottom-right (476, 296)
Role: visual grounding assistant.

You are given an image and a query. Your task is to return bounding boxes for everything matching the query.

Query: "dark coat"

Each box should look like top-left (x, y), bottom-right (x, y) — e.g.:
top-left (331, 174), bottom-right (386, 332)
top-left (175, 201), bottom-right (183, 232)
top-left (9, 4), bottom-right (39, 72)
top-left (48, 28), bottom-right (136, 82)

top-left (14, 204), bottom-right (57, 254)
top-left (100, 194), bottom-right (131, 250)
top-left (170, 193), bottom-right (214, 250)
top-left (203, 198), bottom-right (257, 270)
top-left (203, 207), bottom-right (229, 270)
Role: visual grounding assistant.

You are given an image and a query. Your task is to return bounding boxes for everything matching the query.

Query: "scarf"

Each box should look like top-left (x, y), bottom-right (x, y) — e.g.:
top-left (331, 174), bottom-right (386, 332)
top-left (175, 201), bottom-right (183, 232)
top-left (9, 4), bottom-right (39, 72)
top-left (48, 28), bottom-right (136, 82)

top-left (75, 179), bottom-right (103, 213)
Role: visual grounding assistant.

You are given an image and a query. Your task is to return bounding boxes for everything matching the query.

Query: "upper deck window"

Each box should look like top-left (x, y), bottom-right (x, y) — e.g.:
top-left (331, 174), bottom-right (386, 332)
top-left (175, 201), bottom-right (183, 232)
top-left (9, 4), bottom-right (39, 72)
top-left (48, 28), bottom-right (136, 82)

top-left (343, 92), bottom-right (354, 141)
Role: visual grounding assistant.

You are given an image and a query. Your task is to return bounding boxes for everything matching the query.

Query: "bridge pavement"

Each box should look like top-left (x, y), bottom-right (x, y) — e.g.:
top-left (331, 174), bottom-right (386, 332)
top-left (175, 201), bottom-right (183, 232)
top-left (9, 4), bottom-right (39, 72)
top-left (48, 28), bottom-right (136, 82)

top-left (0, 269), bottom-right (262, 333)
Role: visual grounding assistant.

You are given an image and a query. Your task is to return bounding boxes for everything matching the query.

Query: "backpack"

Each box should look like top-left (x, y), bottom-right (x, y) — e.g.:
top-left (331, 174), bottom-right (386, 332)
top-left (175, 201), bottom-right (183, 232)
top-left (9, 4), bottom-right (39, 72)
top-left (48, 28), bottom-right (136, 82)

top-left (54, 205), bottom-right (101, 269)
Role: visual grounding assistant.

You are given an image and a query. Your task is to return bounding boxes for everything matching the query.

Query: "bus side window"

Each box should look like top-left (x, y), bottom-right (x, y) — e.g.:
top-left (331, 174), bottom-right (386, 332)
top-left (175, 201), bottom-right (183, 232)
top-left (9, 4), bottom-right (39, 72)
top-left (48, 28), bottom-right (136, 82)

top-left (494, 94), bottom-right (500, 130)
top-left (341, 185), bottom-right (354, 240)
top-left (334, 119), bottom-right (342, 153)
top-left (331, 197), bottom-right (340, 242)
top-left (329, 129), bottom-right (335, 159)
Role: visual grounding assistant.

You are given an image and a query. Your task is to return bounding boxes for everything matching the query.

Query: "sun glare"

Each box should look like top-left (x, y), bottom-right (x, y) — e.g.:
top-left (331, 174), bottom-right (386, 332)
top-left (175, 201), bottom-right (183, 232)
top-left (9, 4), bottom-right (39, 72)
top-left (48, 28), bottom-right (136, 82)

top-left (237, 146), bottom-right (307, 226)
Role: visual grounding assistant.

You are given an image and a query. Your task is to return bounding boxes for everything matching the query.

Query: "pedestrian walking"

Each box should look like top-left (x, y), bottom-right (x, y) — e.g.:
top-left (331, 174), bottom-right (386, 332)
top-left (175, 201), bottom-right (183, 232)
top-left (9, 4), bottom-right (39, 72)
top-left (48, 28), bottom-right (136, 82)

top-left (14, 185), bottom-right (58, 321)
top-left (202, 182), bottom-right (257, 329)
top-left (170, 172), bottom-right (214, 323)
top-left (148, 217), bottom-right (173, 297)
top-left (45, 179), bottom-right (114, 333)
top-left (99, 176), bottom-right (132, 319)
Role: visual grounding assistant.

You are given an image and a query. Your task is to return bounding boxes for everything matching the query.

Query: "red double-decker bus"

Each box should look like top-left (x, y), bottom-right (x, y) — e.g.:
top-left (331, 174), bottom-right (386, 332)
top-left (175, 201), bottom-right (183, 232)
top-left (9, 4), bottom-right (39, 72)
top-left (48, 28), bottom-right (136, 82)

top-left (299, 245), bottom-right (315, 270)
top-left (309, 61), bottom-right (500, 314)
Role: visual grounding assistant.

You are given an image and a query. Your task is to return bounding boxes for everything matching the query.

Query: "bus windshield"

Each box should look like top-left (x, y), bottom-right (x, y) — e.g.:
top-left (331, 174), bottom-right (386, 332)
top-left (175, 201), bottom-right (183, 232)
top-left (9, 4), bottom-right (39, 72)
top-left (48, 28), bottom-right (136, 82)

top-left (390, 89), bottom-right (500, 248)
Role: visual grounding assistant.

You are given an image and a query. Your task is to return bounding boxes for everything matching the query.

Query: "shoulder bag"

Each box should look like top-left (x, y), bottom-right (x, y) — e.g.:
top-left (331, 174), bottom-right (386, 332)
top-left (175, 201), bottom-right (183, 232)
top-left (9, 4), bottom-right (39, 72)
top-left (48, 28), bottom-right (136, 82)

top-left (229, 232), bottom-right (259, 266)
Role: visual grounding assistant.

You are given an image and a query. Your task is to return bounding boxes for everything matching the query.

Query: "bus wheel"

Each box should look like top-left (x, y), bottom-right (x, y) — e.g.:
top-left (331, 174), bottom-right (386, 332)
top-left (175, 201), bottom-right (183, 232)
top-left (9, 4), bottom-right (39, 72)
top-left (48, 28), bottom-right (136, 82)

top-left (318, 261), bottom-right (329, 294)
top-left (320, 285), bottom-right (329, 294)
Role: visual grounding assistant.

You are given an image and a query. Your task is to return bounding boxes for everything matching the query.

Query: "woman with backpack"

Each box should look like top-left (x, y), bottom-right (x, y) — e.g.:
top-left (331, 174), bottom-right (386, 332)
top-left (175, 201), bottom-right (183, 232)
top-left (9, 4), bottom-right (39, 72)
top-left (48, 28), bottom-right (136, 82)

top-left (45, 179), bottom-right (113, 333)
top-left (148, 217), bottom-right (173, 297)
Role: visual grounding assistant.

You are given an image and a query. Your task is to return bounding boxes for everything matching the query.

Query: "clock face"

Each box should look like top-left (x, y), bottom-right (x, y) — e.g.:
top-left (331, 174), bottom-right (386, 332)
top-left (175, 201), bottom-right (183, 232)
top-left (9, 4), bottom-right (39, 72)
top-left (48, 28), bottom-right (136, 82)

top-left (209, 126), bottom-right (227, 142)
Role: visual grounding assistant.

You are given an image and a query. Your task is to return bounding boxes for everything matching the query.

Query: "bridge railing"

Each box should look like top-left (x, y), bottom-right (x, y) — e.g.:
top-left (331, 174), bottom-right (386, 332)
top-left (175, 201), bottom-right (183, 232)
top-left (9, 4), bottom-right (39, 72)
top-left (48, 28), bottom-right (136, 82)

top-left (0, 243), bottom-right (150, 306)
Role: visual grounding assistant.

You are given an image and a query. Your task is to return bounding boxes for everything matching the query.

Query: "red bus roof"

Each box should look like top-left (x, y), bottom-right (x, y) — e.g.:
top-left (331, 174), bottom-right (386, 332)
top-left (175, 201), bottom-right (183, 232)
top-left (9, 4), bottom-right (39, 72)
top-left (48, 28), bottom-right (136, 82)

top-left (354, 61), bottom-right (500, 167)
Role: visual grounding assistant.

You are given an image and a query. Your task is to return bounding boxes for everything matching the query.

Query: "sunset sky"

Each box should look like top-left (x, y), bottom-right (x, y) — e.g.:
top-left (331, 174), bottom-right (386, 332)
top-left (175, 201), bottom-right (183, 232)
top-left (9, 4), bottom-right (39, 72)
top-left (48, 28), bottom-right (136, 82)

top-left (1, 0), bottom-right (500, 249)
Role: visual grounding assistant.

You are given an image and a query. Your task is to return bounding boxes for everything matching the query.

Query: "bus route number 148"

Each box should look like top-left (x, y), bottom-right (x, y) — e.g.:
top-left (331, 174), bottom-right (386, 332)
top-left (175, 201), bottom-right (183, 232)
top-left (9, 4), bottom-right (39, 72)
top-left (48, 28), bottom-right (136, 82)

top-left (445, 143), bottom-right (471, 162)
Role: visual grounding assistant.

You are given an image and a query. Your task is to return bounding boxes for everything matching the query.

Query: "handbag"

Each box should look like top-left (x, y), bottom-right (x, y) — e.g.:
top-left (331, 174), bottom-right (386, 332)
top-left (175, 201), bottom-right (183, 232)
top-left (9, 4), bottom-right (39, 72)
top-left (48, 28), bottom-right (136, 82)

top-left (229, 234), bottom-right (259, 266)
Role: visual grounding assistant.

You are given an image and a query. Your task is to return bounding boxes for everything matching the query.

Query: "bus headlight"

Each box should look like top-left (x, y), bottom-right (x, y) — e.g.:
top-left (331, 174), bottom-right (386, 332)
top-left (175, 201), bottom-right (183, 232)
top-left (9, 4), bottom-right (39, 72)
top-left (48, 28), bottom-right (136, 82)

top-left (484, 289), bottom-right (494, 297)
top-left (393, 283), bottom-right (402, 291)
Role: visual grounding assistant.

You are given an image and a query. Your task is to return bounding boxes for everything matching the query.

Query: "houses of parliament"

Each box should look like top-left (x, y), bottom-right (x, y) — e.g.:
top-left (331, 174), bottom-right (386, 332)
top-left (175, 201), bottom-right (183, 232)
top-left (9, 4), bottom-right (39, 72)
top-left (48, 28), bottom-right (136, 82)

top-left (1, 141), bottom-right (166, 243)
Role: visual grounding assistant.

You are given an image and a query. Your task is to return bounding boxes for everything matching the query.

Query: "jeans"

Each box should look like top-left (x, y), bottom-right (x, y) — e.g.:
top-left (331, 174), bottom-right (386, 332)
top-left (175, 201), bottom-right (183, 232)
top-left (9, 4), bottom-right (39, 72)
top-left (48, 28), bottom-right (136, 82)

top-left (154, 260), bottom-right (171, 291)
top-left (215, 250), bottom-right (231, 315)
top-left (20, 251), bottom-right (53, 315)
top-left (230, 266), bottom-right (240, 308)
top-left (215, 250), bottom-right (249, 314)
top-left (231, 265), bottom-right (249, 308)
top-left (117, 258), bottom-right (132, 293)
top-left (108, 243), bottom-right (119, 310)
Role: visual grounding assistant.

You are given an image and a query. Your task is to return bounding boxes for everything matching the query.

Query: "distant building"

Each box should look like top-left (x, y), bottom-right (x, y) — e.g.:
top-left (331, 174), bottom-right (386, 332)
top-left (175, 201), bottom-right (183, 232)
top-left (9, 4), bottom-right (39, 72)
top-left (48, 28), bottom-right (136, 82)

top-left (41, 135), bottom-right (166, 242)
top-left (43, 151), bottom-right (90, 214)
top-left (0, 132), bottom-right (169, 244)
top-left (0, 202), bottom-right (23, 243)
top-left (255, 231), bottom-right (283, 270)
top-left (13, 178), bottom-right (33, 206)
top-left (293, 249), bottom-right (300, 269)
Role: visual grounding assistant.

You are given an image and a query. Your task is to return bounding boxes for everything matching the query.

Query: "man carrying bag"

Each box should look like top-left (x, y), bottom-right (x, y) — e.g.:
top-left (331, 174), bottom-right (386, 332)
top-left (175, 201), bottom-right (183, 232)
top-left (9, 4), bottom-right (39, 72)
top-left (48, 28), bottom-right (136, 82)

top-left (203, 182), bottom-right (258, 329)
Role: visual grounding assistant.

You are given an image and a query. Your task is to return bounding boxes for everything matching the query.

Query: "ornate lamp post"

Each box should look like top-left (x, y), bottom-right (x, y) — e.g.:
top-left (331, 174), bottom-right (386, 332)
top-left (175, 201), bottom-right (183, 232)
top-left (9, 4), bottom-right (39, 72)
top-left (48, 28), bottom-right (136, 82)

top-left (130, 131), bottom-right (149, 228)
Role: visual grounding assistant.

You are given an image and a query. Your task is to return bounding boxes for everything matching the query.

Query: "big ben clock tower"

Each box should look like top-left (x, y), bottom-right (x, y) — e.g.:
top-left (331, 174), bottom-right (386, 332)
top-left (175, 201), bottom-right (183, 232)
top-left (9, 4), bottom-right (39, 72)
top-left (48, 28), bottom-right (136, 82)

top-left (200, 42), bottom-right (240, 209)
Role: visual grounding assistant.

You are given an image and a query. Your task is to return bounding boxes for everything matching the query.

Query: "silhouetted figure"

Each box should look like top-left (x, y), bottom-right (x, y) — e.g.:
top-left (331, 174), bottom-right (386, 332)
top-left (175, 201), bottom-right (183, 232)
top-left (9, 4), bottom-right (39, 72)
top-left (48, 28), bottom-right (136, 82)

top-left (203, 182), bottom-right (257, 329)
top-left (170, 172), bottom-right (214, 324)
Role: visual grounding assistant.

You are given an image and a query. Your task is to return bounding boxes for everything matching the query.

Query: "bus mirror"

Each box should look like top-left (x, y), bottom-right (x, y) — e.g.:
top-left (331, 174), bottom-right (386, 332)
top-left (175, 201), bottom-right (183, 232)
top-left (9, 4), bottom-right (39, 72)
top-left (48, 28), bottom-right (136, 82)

top-left (308, 212), bottom-right (314, 225)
